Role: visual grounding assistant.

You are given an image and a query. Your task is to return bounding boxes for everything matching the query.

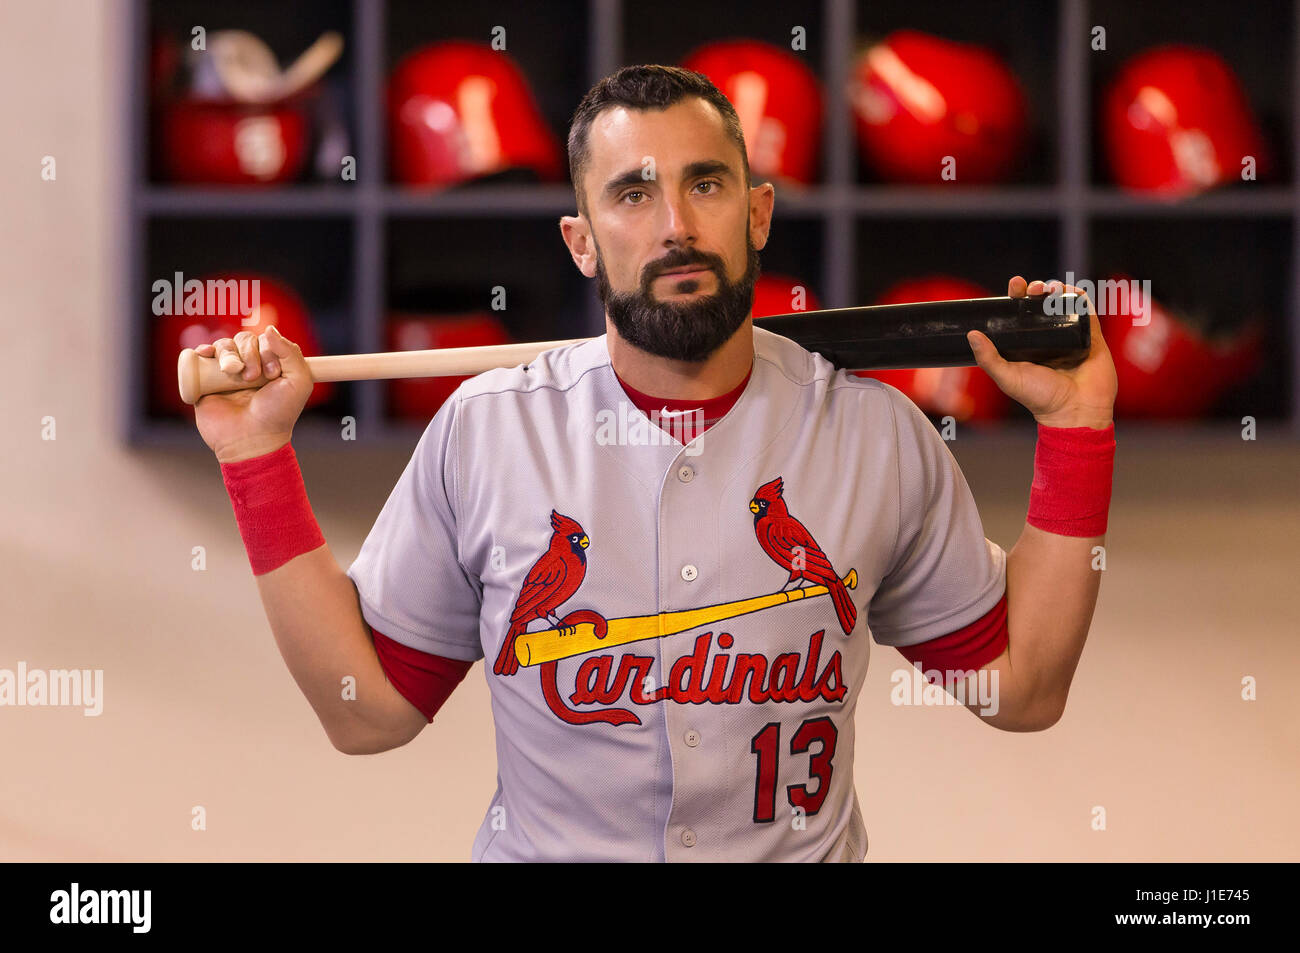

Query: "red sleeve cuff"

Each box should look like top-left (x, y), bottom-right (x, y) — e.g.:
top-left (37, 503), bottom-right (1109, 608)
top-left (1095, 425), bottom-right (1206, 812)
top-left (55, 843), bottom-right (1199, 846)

top-left (896, 594), bottom-right (1008, 680)
top-left (370, 628), bottom-right (474, 722)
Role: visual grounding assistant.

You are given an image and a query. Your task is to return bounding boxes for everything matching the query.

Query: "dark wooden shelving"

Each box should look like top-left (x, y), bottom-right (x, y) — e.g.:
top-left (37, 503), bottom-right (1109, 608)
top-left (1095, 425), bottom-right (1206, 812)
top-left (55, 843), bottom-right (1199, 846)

top-left (139, 187), bottom-right (361, 216)
top-left (124, 0), bottom-right (1300, 447)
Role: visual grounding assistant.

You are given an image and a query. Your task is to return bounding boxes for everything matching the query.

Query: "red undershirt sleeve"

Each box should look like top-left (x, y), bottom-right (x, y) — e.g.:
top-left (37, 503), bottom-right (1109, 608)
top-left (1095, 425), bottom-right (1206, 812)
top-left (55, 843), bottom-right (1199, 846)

top-left (894, 593), bottom-right (1009, 680)
top-left (370, 627), bottom-right (474, 722)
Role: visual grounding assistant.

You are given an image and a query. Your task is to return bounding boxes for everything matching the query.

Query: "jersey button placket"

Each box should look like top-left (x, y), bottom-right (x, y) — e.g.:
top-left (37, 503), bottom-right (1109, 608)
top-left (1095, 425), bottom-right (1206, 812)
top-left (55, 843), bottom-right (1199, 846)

top-left (661, 457), bottom-right (711, 861)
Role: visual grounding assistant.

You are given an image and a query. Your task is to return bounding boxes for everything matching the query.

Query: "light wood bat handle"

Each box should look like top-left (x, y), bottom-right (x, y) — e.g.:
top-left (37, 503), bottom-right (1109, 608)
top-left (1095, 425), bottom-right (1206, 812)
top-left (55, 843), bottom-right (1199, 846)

top-left (176, 338), bottom-right (592, 405)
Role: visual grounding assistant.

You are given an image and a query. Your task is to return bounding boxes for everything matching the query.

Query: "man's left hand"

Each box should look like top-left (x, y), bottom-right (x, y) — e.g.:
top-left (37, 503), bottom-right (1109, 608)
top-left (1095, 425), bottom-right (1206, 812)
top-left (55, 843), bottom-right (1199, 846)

top-left (967, 276), bottom-right (1118, 429)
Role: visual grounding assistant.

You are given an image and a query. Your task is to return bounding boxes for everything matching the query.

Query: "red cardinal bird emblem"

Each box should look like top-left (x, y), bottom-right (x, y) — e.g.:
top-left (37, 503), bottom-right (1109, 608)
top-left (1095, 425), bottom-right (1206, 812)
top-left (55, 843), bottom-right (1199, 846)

top-left (750, 477), bottom-right (857, 635)
top-left (494, 510), bottom-right (590, 677)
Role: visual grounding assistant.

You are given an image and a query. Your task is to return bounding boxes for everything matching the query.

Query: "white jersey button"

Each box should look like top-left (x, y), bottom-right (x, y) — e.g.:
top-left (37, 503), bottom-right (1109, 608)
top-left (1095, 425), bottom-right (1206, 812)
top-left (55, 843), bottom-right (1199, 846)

top-left (677, 464), bottom-right (695, 483)
top-left (684, 729), bottom-right (700, 747)
top-left (680, 828), bottom-right (697, 848)
top-left (680, 564), bottom-right (698, 582)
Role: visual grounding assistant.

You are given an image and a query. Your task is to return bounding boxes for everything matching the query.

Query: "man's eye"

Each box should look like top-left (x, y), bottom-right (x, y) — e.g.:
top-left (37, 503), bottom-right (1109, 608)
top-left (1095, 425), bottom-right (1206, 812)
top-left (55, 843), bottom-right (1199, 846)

top-left (623, 190), bottom-right (646, 204)
top-left (695, 180), bottom-right (721, 194)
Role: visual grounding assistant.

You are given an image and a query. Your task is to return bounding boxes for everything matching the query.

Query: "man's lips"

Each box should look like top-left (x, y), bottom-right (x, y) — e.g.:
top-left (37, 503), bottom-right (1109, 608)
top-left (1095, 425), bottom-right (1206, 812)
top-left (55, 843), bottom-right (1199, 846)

top-left (656, 267), bottom-right (713, 280)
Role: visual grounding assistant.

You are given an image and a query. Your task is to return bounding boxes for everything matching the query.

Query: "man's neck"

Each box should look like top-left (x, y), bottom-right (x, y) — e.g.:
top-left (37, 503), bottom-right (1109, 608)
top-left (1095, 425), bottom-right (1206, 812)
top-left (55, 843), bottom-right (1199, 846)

top-left (605, 317), bottom-right (755, 400)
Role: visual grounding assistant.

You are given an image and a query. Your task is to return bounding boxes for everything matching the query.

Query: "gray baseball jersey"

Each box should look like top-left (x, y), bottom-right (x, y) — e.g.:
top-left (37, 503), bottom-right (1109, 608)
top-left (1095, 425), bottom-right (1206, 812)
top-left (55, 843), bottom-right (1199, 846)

top-left (347, 325), bottom-right (1006, 861)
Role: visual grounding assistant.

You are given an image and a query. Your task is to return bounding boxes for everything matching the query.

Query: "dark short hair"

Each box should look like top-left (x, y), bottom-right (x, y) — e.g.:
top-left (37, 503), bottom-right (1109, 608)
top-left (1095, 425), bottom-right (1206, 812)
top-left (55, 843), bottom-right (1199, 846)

top-left (567, 65), bottom-right (751, 215)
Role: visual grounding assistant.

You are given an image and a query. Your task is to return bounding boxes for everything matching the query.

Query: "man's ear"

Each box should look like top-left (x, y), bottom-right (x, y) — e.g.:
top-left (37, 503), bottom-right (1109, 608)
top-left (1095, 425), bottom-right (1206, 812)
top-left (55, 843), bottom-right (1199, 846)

top-left (559, 214), bottom-right (598, 278)
top-left (747, 182), bottom-right (776, 252)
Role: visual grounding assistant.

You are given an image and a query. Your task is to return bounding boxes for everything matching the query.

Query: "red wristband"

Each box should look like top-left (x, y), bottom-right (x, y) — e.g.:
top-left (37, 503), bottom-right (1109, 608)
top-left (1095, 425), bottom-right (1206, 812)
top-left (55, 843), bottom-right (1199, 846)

top-left (1026, 422), bottom-right (1116, 537)
top-left (220, 443), bottom-right (325, 575)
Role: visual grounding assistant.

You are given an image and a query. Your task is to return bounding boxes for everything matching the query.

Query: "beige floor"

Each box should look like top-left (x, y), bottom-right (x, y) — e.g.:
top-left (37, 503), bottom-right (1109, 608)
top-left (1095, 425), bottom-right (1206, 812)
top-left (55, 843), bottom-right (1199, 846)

top-left (2, 431), bottom-right (1296, 862)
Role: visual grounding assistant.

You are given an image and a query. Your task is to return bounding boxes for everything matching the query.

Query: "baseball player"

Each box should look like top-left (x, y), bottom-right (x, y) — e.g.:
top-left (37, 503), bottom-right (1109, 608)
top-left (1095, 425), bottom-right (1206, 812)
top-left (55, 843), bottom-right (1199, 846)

top-left (193, 66), bottom-right (1117, 861)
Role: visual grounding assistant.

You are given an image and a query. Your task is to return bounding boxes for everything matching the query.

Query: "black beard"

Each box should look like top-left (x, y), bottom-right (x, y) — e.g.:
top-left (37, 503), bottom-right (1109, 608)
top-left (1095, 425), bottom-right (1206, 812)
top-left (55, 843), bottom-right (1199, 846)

top-left (596, 236), bottom-right (761, 363)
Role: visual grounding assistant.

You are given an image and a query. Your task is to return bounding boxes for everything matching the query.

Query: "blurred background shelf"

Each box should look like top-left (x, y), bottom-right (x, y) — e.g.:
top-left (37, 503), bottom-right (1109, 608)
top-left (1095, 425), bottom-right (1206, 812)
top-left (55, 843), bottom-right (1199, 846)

top-left (1084, 188), bottom-right (1295, 216)
top-left (139, 187), bottom-right (360, 215)
top-left (382, 185), bottom-right (585, 216)
top-left (136, 184), bottom-right (1299, 217)
top-left (125, 0), bottom-right (1300, 445)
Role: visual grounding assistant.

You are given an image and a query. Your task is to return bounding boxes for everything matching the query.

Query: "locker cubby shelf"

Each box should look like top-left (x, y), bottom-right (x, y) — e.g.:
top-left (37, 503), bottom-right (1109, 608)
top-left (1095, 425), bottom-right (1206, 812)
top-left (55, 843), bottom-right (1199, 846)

top-left (123, 0), bottom-right (1300, 447)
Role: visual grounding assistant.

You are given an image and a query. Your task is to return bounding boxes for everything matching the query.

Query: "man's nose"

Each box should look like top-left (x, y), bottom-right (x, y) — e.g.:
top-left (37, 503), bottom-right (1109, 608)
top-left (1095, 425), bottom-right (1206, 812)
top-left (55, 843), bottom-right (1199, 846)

top-left (658, 190), bottom-right (697, 247)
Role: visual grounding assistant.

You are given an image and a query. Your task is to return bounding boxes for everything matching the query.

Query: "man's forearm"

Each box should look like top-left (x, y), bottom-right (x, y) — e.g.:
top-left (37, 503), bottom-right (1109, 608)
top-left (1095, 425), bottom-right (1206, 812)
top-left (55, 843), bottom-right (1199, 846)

top-left (967, 420), bottom-right (1114, 731)
top-left (219, 444), bottom-right (423, 752)
top-left (1000, 523), bottom-right (1102, 720)
top-left (254, 545), bottom-right (420, 752)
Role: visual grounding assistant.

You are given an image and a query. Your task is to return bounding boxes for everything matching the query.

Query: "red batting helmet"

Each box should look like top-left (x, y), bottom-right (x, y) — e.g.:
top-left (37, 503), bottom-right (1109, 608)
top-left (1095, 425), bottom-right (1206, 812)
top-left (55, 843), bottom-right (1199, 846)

top-left (386, 312), bottom-right (513, 419)
top-left (1100, 274), bottom-right (1262, 417)
top-left (1100, 45), bottom-right (1271, 196)
top-left (387, 41), bottom-right (564, 187)
top-left (155, 29), bottom-right (337, 184)
top-left (850, 30), bottom-right (1029, 185)
top-left (151, 272), bottom-right (332, 415)
top-left (751, 273), bottom-right (823, 317)
top-left (681, 40), bottom-right (824, 185)
top-left (854, 276), bottom-right (1010, 423)
top-left (158, 99), bottom-right (311, 184)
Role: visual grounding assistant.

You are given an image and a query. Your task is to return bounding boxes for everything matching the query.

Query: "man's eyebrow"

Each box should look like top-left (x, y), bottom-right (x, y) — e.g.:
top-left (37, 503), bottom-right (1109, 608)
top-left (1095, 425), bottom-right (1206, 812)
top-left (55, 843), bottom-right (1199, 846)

top-left (682, 159), bottom-right (735, 180)
top-left (602, 167), bottom-right (650, 196)
top-left (600, 159), bottom-right (738, 197)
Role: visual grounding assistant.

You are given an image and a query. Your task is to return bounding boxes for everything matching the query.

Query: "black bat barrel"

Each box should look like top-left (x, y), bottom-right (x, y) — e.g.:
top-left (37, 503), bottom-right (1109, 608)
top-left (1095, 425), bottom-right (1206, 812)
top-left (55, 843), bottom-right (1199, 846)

top-left (752, 292), bottom-right (1091, 371)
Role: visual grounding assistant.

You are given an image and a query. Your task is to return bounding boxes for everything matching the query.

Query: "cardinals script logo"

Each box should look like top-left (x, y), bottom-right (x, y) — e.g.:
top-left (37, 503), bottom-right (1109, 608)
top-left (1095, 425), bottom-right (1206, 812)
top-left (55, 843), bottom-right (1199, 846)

top-left (497, 479), bottom-right (858, 726)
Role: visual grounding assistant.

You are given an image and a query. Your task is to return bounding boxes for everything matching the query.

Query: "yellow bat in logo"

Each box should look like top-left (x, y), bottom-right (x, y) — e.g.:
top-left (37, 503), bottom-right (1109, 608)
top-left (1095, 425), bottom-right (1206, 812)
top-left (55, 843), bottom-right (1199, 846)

top-left (515, 569), bottom-right (857, 667)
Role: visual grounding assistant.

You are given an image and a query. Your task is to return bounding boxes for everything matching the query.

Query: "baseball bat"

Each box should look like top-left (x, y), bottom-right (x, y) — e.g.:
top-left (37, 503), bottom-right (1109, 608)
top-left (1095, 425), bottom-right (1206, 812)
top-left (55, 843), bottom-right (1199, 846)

top-left (176, 292), bottom-right (1090, 405)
